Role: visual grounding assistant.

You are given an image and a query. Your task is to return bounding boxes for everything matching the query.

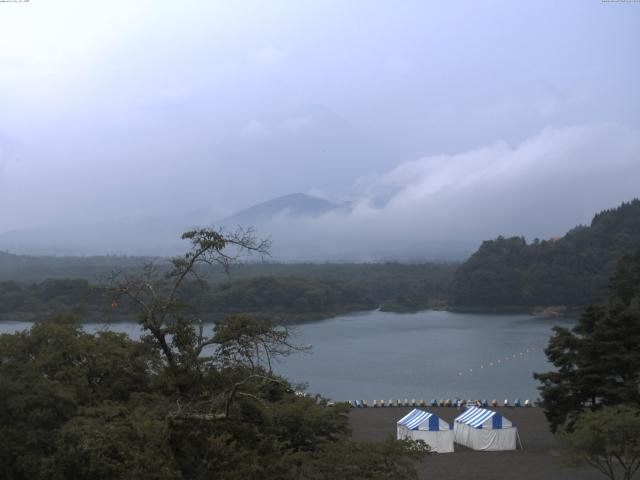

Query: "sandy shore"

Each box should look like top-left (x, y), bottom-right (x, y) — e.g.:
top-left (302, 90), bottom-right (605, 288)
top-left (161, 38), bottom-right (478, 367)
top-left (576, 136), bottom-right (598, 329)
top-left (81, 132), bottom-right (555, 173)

top-left (349, 406), bottom-right (602, 480)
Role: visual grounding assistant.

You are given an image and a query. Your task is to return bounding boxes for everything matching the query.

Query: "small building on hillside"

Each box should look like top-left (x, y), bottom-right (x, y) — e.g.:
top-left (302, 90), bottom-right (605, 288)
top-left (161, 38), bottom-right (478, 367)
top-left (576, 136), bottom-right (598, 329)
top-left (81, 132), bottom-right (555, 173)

top-left (396, 408), bottom-right (454, 453)
top-left (453, 406), bottom-right (517, 451)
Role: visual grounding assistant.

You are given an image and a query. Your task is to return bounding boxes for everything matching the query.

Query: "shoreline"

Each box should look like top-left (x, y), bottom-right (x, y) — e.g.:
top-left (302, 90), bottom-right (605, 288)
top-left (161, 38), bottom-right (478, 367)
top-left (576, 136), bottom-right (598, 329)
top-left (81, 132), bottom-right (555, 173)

top-left (0, 303), bottom-right (577, 326)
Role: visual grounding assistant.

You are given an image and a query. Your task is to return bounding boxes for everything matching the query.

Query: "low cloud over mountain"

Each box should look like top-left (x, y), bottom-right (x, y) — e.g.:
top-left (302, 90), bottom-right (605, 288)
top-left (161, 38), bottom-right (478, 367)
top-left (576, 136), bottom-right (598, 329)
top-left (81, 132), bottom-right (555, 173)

top-left (1, 123), bottom-right (638, 260)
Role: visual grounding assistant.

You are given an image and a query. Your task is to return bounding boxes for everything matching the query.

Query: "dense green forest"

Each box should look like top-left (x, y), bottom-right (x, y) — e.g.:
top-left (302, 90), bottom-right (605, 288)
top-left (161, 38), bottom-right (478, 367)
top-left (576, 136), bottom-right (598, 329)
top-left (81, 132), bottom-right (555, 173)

top-left (0, 254), bottom-right (456, 322)
top-left (0, 262), bottom-right (455, 322)
top-left (450, 199), bottom-right (640, 308)
top-left (0, 252), bottom-right (151, 282)
top-left (0, 277), bottom-right (372, 323)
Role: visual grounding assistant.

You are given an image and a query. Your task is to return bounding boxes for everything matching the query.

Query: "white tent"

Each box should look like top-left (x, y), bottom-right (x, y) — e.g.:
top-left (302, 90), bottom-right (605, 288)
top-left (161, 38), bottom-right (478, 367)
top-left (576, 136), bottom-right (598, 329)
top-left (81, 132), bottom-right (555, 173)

top-left (396, 408), bottom-right (454, 453)
top-left (453, 406), bottom-right (517, 451)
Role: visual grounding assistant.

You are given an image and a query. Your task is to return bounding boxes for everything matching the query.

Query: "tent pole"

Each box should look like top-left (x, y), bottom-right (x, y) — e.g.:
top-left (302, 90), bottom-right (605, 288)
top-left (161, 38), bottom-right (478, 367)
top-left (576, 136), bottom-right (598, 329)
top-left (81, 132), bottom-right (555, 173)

top-left (516, 431), bottom-right (524, 450)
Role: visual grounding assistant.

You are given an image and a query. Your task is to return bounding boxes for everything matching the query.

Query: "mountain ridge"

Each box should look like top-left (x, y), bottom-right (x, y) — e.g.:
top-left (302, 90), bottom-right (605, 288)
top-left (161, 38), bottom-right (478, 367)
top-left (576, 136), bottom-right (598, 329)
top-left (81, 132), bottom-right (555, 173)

top-left (218, 192), bottom-right (343, 227)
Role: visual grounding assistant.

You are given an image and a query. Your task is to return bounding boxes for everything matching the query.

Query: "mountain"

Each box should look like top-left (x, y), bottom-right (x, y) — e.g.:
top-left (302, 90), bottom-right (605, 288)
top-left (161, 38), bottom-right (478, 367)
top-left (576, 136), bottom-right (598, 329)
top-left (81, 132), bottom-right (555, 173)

top-left (0, 194), bottom-right (342, 257)
top-left (450, 199), bottom-right (640, 308)
top-left (218, 193), bottom-right (342, 226)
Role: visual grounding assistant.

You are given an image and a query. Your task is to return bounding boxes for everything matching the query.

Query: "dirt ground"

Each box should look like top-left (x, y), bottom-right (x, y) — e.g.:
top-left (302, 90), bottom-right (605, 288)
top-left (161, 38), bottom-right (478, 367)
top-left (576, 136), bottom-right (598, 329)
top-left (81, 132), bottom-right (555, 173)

top-left (349, 406), bottom-right (604, 480)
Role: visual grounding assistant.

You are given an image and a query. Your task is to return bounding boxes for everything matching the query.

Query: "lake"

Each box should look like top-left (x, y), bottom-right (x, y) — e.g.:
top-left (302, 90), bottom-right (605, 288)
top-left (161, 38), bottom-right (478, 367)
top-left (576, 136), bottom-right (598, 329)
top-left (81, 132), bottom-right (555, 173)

top-left (0, 310), bottom-right (573, 402)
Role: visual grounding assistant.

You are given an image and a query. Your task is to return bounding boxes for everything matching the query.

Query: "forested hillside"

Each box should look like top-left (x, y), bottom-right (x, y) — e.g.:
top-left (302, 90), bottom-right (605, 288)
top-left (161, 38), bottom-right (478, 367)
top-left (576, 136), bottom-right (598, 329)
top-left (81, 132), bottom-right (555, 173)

top-left (0, 258), bottom-right (456, 321)
top-left (0, 251), bottom-right (154, 282)
top-left (450, 199), bottom-right (640, 308)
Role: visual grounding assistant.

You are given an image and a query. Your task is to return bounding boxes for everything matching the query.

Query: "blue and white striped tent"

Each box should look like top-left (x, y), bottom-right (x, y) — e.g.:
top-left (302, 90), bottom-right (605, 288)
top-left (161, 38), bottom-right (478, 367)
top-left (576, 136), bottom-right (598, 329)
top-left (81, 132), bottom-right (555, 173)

top-left (453, 406), bottom-right (517, 451)
top-left (397, 409), bottom-right (454, 453)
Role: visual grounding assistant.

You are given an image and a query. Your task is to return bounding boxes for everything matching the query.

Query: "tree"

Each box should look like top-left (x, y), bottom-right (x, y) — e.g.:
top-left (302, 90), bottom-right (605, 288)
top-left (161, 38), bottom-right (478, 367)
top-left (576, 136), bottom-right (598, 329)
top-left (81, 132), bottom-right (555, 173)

top-left (110, 227), bottom-right (270, 389)
top-left (0, 315), bottom-right (162, 480)
top-left (560, 405), bottom-right (640, 480)
top-left (1, 228), bottom-right (431, 480)
top-left (298, 438), bottom-right (431, 479)
top-left (534, 251), bottom-right (640, 432)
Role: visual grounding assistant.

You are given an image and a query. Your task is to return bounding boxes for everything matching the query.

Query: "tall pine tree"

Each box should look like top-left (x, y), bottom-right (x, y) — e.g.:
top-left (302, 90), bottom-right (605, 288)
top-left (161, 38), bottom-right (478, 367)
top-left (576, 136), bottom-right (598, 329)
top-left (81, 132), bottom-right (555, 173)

top-left (534, 251), bottom-right (640, 432)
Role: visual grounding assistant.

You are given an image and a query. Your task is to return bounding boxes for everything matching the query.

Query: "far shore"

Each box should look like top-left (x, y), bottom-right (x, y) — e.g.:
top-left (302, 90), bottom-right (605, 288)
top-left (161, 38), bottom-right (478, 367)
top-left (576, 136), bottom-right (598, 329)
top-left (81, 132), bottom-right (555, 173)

top-left (0, 304), bottom-right (581, 326)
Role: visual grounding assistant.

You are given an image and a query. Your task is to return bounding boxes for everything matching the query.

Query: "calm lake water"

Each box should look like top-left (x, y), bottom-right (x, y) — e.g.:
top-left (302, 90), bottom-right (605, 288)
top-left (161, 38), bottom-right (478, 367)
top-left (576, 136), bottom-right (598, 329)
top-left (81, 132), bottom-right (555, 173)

top-left (0, 310), bottom-right (574, 402)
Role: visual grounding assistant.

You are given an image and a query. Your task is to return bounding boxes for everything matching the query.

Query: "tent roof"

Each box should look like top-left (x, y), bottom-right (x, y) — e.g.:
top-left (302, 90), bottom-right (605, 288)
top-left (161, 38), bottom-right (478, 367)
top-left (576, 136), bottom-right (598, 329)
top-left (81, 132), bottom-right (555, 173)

top-left (397, 409), bottom-right (439, 430)
top-left (455, 406), bottom-right (511, 429)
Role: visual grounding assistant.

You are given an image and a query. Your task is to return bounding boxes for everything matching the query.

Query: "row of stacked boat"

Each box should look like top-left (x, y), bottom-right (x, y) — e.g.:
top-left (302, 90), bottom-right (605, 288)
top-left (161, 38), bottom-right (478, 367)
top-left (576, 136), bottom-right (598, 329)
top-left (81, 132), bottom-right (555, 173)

top-left (350, 398), bottom-right (533, 408)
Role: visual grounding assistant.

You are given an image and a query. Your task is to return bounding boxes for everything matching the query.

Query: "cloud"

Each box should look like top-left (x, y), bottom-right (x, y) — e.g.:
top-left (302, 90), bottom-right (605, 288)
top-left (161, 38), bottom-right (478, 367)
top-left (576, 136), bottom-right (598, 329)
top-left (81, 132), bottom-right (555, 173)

top-left (277, 115), bottom-right (312, 133)
top-left (241, 120), bottom-right (273, 141)
top-left (248, 46), bottom-right (285, 68)
top-left (0, 137), bottom-right (15, 188)
top-left (241, 115), bottom-right (313, 141)
top-left (258, 123), bottom-right (640, 260)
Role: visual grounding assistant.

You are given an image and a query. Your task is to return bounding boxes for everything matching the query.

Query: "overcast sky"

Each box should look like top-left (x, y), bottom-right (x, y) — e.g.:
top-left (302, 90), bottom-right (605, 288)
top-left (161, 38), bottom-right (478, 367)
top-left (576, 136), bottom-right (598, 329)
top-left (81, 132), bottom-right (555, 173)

top-left (0, 1), bottom-right (639, 257)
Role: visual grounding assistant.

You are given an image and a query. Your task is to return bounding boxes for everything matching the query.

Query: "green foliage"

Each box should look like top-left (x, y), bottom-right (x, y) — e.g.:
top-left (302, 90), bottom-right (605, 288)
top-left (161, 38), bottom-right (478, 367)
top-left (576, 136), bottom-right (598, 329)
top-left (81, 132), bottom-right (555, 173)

top-left (0, 317), bottom-right (161, 479)
top-left (203, 276), bottom-right (377, 319)
top-left (380, 292), bottom-right (431, 313)
top-left (559, 405), bottom-right (640, 480)
top-left (0, 316), bottom-right (429, 480)
top-left (534, 251), bottom-right (640, 432)
top-left (0, 229), bottom-right (436, 480)
top-left (44, 397), bottom-right (179, 480)
top-left (0, 229), bottom-right (430, 479)
top-left (0, 263), bottom-right (456, 323)
top-left (0, 279), bottom-right (110, 321)
top-left (298, 437), bottom-right (431, 479)
top-left (451, 199), bottom-right (640, 307)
